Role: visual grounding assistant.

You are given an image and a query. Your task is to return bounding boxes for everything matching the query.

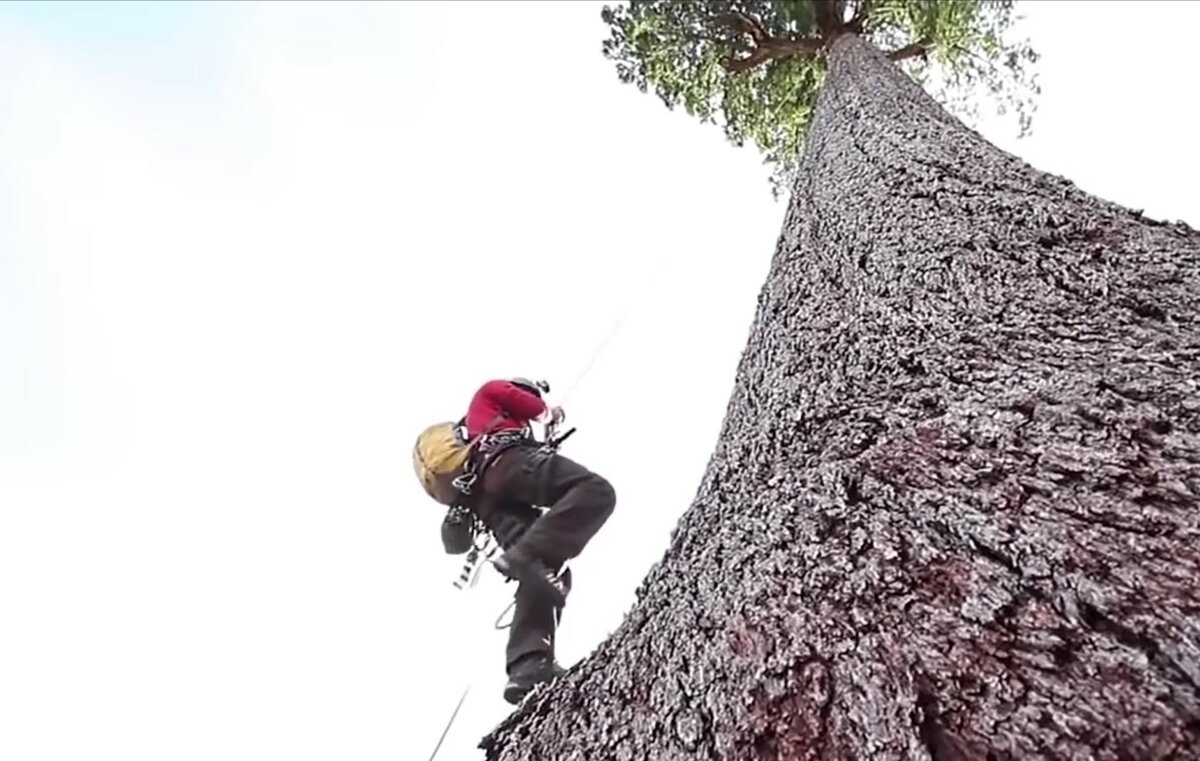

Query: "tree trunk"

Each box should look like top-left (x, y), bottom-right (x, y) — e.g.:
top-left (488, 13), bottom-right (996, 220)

top-left (481, 32), bottom-right (1200, 761)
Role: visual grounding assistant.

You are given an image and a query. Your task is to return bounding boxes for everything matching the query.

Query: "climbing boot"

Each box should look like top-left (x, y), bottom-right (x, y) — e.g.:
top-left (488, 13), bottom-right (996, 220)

top-left (503, 654), bottom-right (566, 705)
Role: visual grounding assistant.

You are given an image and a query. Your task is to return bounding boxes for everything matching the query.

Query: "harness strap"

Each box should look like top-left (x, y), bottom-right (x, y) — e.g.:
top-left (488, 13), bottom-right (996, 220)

top-left (454, 424), bottom-right (533, 496)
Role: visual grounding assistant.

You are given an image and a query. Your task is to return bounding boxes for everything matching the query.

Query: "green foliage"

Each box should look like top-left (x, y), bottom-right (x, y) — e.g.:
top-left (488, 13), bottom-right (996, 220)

top-left (600, 0), bottom-right (1040, 198)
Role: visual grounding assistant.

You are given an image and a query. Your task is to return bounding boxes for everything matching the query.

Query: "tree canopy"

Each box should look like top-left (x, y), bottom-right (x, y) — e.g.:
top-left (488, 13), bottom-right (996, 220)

top-left (600, 0), bottom-right (1040, 197)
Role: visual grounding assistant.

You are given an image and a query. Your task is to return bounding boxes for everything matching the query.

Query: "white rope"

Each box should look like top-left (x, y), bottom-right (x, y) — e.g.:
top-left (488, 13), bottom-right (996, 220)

top-left (426, 544), bottom-right (496, 761)
top-left (556, 247), bottom-right (675, 408)
top-left (424, 684), bottom-right (471, 761)
top-left (556, 309), bottom-right (630, 408)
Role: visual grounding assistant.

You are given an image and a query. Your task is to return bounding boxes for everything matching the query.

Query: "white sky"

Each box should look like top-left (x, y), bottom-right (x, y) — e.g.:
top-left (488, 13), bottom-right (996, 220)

top-left (1, 1), bottom-right (1197, 759)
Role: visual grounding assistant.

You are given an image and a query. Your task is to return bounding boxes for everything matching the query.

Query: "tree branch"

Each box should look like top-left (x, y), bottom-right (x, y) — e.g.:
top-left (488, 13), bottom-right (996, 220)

top-left (725, 36), bottom-right (824, 73)
top-left (727, 9), bottom-right (768, 46)
top-left (813, 0), bottom-right (848, 39)
top-left (721, 11), bottom-right (824, 74)
top-left (887, 37), bottom-right (933, 63)
top-left (726, 46), bottom-right (775, 74)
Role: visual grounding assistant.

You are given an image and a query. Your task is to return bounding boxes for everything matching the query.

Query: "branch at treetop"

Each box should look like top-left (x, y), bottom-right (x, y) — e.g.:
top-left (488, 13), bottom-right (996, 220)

top-left (726, 9), bottom-right (768, 45)
top-left (725, 46), bottom-right (774, 73)
top-left (724, 36), bottom-right (824, 73)
top-left (813, 0), bottom-right (849, 38)
top-left (887, 37), bottom-right (933, 62)
top-left (719, 9), bottom-right (823, 74)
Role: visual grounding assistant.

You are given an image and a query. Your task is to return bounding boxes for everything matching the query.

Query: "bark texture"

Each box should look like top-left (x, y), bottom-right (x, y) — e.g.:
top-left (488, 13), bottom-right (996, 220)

top-left (481, 32), bottom-right (1200, 760)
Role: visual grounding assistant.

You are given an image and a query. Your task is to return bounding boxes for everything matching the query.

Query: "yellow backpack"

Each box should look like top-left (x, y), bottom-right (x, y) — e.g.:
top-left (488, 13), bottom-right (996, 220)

top-left (412, 421), bottom-right (478, 506)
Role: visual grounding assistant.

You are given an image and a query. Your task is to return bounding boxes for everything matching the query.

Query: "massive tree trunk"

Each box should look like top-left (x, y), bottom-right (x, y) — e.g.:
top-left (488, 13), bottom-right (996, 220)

top-left (481, 32), bottom-right (1200, 760)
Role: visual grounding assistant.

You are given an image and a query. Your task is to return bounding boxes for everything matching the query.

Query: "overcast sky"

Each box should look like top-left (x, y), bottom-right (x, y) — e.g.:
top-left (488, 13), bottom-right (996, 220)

top-left (2, 2), bottom-right (1197, 759)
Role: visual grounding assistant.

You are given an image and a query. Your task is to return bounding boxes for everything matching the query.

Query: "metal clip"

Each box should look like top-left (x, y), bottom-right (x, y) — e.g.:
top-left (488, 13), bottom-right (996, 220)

top-left (452, 536), bottom-right (498, 590)
top-left (451, 472), bottom-right (477, 494)
top-left (543, 426), bottom-right (576, 452)
top-left (453, 547), bottom-right (479, 590)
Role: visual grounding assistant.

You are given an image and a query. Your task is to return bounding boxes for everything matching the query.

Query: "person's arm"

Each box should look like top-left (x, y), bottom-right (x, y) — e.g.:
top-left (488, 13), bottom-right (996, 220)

top-left (440, 506), bottom-right (474, 555)
top-left (479, 379), bottom-right (547, 422)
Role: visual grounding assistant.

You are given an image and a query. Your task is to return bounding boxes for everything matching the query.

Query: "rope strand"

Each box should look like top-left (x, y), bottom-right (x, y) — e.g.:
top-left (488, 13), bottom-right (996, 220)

top-left (557, 248), bottom-right (674, 407)
top-left (424, 685), bottom-right (471, 761)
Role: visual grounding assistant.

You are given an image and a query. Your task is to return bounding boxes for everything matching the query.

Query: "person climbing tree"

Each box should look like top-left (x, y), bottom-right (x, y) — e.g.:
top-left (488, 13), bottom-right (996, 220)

top-left (437, 377), bottom-right (617, 704)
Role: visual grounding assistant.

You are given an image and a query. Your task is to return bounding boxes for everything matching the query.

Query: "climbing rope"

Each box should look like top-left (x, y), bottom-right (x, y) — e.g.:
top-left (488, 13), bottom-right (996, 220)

top-left (556, 309), bottom-right (630, 408)
top-left (556, 247), bottom-right (674, 408)
top-left (424, 684), bottom-right (471, 761)
top-left (426, 540), bottom-right (496, 761)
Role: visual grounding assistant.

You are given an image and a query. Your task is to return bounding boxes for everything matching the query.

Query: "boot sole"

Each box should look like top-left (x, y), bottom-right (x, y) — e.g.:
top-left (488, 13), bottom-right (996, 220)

top-left (503, 671), bottom-right (565, 705)
top-left (502, 683), bottom-right (529, 705)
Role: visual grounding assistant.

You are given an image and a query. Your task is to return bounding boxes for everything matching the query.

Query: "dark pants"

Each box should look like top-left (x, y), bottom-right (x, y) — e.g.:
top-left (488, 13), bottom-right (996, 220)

top-left (471, 443), bottom-right (616, 669)
top-left (475, 443), bottom-right (616, 567)
top-left (475, 500), bottom-right (574, 668)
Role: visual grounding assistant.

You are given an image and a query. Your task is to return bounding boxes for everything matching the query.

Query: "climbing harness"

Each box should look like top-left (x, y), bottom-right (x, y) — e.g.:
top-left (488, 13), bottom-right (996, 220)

top-left (448, 424), bottom-right (533, 500)
top-left (446, 420), bottom-right (575, 591)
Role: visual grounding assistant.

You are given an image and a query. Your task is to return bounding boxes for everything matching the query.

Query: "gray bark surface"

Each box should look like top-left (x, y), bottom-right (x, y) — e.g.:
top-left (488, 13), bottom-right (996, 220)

top-left (481, 32), bottom-right (1200, 761)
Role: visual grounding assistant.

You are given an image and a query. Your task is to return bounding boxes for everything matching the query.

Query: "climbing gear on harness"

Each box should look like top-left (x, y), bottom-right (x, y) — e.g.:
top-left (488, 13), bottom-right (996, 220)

top-left (453, 529), bottom-right (499, 591)
top-left (542, 423), bottom-right (575, 451)
top-left (451, 427), bottom-right (532, 495)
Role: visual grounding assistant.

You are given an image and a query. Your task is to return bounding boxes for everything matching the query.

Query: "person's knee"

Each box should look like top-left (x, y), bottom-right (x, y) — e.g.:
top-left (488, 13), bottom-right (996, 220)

top-left (585, 473), bottom-right (616, 520)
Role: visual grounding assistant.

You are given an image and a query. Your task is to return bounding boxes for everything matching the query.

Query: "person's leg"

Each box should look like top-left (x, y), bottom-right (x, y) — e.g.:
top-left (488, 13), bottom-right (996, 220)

top-left (469, 494), bottom-right (538, 547)
top-left (502, 567), bottom-right (572, 704)
top-left (482, 445), bottom-right (616, 570)
top-left (461, 497), bottom-right (567, 703)
top-left (506, 567), bottom-right (572, 664)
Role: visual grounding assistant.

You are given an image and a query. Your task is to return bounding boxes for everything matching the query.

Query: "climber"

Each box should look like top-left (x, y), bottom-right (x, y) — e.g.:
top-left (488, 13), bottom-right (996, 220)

top-left (442, 377), bottom-right (616, 704)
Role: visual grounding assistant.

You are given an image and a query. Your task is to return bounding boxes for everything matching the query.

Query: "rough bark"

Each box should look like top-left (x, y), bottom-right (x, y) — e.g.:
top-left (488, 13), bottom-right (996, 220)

top-left (481, 32), bottom-right (1200, 761)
